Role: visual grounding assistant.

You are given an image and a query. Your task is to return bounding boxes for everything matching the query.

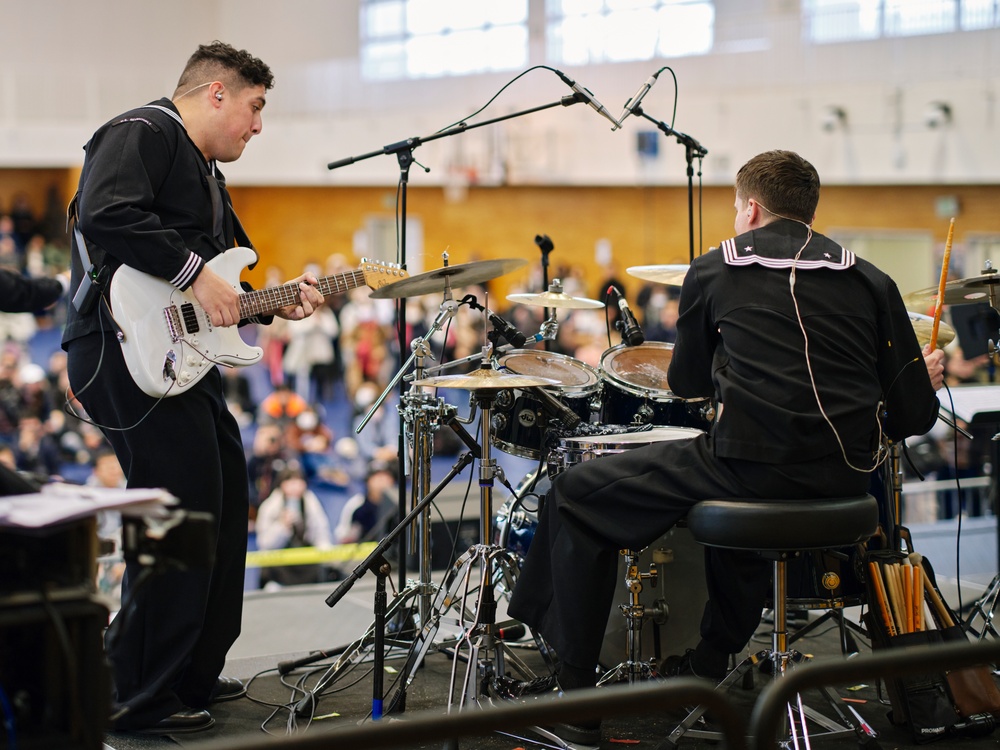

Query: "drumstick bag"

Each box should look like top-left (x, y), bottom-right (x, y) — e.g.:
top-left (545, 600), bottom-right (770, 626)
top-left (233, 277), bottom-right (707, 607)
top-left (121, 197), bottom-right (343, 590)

top-left (862, 551), bottom-right (959, 743)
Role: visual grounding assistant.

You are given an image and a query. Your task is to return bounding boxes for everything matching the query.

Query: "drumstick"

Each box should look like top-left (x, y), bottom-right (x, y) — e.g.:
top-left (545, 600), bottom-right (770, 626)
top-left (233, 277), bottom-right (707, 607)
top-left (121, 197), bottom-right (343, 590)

top-left (929, 217), bottom-right (955, 353)
top-left (912, 564), bottom-right (922, 631)
top-left (909, 552), bottom-right (955, 628)
top-left (868, 561), bottom-right (897, 637)
top-left (903, 564), bottom-right (914, 634)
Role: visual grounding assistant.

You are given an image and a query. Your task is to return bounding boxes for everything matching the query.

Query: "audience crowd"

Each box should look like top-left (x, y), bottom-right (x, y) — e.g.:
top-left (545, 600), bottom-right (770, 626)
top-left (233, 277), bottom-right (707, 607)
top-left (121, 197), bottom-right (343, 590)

top-left (0, 189), bottom-right (992, 597)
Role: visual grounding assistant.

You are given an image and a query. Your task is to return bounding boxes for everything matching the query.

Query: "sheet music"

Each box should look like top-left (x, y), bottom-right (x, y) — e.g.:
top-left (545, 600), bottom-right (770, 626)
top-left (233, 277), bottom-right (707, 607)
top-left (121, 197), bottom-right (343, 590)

top-left (0, 484), bottom-right (175, 529)
top-left (938, 384), bottom-right (1000, 424)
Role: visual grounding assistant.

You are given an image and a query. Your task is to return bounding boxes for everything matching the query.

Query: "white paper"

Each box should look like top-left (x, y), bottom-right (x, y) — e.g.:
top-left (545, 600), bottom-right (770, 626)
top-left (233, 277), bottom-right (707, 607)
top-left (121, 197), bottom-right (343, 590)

top-left (0, 484), bottom-right (176, 529)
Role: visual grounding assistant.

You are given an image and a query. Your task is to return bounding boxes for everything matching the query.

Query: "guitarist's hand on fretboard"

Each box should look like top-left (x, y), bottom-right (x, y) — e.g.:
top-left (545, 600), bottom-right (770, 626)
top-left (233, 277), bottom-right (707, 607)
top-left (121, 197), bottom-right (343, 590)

top-left (273, 271), bottom-right (325, 321)
top-left (192, 265), bottom-right (242, 327)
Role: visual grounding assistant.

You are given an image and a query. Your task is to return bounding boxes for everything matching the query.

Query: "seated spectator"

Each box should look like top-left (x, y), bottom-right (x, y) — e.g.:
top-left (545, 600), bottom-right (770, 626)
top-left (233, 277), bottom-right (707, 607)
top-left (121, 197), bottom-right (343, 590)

top-left (14, 414), bottom-right (61, 481)
top-left (335, 461), bottom-right (399, 544)
top-left (246, 423), bottom-right (290, 521)
top-left (255, 464), bottom-right (333, 588)
top-left (258, 382), bottom-right (308, 428)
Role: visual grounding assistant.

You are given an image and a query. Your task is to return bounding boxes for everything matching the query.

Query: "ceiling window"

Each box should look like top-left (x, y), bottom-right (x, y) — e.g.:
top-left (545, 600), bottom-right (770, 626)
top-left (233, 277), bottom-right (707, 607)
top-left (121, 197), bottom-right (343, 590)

top-left (546, 0), bottom-right (715, 65)
top-left (361, 0), bottom-right (529, 80)
top-left (804, 0), bottom-right (999, 43)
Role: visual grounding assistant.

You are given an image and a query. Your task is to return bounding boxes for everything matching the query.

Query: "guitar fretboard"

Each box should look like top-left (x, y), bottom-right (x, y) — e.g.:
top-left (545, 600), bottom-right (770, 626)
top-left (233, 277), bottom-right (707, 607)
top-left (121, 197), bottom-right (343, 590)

top-left (239, 270), bottom-right (367, 318)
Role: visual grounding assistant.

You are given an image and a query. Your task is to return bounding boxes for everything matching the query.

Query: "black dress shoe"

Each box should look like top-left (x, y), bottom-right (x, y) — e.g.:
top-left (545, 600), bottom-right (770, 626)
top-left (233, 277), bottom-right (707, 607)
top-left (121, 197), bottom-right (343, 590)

top-left (209, 675), bottom-right (247, 703)
top-left (132, 708), bottom-right (214, 734)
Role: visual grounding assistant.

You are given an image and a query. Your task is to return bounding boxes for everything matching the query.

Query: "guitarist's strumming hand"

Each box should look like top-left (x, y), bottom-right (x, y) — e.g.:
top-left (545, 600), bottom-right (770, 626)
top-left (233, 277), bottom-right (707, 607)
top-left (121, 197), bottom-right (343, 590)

top-left (274, 272), bottom-right (324, 321)
top-left (192, 265), bottom-right (242, 327)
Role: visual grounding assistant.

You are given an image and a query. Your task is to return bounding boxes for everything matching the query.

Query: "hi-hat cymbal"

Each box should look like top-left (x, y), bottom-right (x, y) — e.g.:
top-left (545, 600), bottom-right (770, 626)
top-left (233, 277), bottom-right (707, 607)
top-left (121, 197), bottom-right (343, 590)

top-left (412, 368), bottom-right (559, 390)
top-left (368, 258), bottom-right (527, 299)
top-left (903, 273), bottom-right (1000, 309)
top-left (908, 311), bottom-right (956, 349)
top-left (627, 264), bottom-right (690, 286)
top-left (506, 278), bottom-right (604, 310)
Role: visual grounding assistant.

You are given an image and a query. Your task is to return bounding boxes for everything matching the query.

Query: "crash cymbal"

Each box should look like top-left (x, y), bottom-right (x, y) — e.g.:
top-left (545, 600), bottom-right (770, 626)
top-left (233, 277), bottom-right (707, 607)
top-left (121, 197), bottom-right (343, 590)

top-left (908, 311), bottom-right (956, 348)
top-left (412, 367), bottom-right (560, 390)
top-left (903, 273), bottom-right (1000, 309)
top-left (506, 279), bottom-right (605, 310)
top-left (368, 257), bottom-right (528, 299)
top-left (627, 264), bottom-right (690, 286)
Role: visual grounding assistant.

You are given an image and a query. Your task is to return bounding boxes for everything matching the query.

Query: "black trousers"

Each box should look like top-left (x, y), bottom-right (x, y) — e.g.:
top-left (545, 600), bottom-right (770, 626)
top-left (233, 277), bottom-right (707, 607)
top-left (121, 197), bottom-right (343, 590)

top-left (68, 331), bottom-right (249, 729)
top-left (507, 432), bottom-right (869, 670)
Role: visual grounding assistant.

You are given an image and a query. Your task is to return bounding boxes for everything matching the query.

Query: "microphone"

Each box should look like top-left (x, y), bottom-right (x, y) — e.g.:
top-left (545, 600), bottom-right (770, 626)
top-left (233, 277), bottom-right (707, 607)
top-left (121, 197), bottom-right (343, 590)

top-left (554, 70), bottom-right (621, 131)
top-left (487, 309), bottom-right (527, 348)
top-left (529, 387), bottom-right (582, 429)
top-left (618, 71), bottom-right (660, 127)
top-left (613, 287), bottom-right (645, 346)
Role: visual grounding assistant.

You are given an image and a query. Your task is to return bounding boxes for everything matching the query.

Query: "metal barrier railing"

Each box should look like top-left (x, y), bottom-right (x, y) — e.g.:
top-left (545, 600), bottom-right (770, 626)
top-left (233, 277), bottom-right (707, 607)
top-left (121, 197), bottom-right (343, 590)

top-left (749, 639), bottom-right (1000, 750)
top-left (193, 679), bottom-right (747, 750)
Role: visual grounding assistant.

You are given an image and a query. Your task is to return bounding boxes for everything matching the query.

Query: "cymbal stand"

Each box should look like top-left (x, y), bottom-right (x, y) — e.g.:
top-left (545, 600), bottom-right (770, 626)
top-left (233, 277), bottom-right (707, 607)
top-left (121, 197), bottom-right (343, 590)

top-left (387, 358), bottom-right (558, 712)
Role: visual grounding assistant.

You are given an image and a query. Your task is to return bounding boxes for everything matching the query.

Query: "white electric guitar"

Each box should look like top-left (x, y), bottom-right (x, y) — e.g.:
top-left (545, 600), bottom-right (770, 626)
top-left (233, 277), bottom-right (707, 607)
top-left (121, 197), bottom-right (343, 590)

top-left (109, 246), bottom-right (408, 398)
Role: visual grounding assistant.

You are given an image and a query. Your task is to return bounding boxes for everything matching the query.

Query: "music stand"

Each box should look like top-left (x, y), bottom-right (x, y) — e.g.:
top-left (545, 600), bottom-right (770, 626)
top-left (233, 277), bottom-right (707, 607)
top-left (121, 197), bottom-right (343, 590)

top-left (936, 385), bottom-right (1000, 640)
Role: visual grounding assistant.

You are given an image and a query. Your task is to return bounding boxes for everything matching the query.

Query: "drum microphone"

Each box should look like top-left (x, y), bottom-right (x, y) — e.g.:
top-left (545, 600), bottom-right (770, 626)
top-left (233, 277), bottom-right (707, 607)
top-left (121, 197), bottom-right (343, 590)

top-left (618, 70), bottom-right (660, 127)
top-left (613, 287), bottom-right (645, 346)
top-left (487, 308), bottom-right (528, 348)
top-left (554, 69), bottom-right (621, 131)
top-left (529, 387), bottom-right (582, 429)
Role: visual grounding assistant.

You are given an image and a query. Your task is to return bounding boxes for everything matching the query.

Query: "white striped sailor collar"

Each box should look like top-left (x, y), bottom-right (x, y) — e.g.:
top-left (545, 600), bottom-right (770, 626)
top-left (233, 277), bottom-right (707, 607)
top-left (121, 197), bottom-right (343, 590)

top-left (720, 225), bottom-right (855, 271)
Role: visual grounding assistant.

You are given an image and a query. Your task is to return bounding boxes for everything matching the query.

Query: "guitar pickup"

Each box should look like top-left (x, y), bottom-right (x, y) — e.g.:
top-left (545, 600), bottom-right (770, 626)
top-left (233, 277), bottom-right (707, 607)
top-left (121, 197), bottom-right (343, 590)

top-left (180, 302), bottom-right (200, 334)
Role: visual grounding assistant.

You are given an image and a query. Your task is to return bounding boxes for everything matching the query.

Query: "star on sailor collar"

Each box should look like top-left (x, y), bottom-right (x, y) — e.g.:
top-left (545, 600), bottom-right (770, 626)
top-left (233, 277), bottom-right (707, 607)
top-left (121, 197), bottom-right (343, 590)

top-left (743, 245), bottom-right (753, 253)
top-left (823, 252), bottom-right (832, 259)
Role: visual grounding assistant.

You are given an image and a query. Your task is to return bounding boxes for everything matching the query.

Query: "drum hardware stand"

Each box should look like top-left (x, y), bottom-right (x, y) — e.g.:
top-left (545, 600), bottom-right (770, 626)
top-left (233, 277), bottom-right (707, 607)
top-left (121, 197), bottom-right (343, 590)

top-left (598, 548), bottom-right (667, 685)
top-left (535, 234), bottom-right (555, 351)
top-left (387, 357), bottom-right (559, 713)
top-left (291, 448), bottom-right (478, 718)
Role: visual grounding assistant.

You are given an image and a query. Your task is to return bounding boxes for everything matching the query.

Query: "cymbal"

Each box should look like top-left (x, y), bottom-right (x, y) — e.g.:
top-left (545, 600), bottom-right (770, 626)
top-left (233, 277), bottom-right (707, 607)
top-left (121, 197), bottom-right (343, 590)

top-left (506, 279), bottom-right (604, 310)
top-left (627, 264), bottom-right (690, 286)
top-left (368, 258), bottom-right (528, 299)
top-left (903, 273), bottom-right (1000, 309)
top-left (908, 311), bottom-right (956, 348)
top-left (412, 368), bottom-right (560, 390)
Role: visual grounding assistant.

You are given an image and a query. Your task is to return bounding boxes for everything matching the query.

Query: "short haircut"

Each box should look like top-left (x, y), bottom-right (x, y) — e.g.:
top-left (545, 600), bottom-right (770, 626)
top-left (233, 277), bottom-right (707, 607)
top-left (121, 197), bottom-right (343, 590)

top-left (174, 40), bottom-right (274, 97)
top-left (734, 150), bottom-right (820, 224)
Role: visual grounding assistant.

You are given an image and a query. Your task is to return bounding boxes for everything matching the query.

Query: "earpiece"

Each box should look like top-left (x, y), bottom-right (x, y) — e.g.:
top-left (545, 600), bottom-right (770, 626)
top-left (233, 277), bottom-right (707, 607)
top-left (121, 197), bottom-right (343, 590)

top-left (215, 92), bottom-right (223, 101)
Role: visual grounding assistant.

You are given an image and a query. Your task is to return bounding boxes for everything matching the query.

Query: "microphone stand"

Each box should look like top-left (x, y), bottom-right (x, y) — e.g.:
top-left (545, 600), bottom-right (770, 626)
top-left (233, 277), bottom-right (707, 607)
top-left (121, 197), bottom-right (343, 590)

top-left (631, 105), bottom-right (708, 264)
top-left (330, 94), bottom-right (588, 593)
top-left (534, 235), bottom-right (555, 351)
top-left (297, 450), bottom-right (477, 719)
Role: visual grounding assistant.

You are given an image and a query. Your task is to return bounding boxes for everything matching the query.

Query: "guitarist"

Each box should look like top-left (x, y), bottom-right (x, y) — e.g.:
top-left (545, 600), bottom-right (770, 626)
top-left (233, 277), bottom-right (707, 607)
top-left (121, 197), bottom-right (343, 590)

top-left (61, 42), bottom-right (325, 734)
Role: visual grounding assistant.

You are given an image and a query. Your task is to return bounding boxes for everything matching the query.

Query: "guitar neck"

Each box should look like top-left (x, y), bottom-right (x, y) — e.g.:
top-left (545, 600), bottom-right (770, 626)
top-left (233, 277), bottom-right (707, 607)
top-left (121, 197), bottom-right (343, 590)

top-left (239, 270), bottom-right (366, 318)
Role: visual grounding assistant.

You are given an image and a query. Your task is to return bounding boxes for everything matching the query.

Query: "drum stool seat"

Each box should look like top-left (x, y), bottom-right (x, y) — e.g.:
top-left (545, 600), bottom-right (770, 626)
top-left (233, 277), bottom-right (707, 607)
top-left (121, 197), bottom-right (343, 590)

top-left (664, 495), bottom-right (881, 749)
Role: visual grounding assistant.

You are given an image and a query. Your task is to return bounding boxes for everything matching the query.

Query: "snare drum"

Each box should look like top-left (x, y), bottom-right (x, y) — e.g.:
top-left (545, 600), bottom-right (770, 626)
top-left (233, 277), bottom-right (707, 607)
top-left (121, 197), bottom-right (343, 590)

top-left (599, 342), bottom-right (713, 429)
top-left (547, 425), bottom-right (704, 477)
top-left (491, 350), bottom-right (601, 459)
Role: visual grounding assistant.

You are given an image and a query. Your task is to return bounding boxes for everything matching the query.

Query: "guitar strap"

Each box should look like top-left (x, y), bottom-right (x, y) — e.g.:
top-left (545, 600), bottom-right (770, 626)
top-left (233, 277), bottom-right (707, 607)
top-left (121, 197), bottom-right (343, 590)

top-left (141, 105), bottom-right (260, 269)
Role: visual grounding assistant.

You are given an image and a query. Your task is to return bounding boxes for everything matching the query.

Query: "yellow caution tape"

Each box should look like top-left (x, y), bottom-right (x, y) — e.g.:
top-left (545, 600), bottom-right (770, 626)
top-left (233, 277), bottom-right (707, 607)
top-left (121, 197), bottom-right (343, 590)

top-left (246, 543), bottom-right (378, 568)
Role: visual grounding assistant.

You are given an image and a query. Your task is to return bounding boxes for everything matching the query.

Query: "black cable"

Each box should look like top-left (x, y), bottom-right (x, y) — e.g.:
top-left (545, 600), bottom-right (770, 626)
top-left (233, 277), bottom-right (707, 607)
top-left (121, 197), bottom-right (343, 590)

top-left (434, 66), bottom-right (566, 135)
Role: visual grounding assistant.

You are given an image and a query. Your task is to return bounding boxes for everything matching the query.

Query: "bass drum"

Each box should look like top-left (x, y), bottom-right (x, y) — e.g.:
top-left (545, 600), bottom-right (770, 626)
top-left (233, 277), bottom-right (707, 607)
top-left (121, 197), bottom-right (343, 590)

top-left (599, 342), bottom-right (714, 429)
top-left (495, 467), bottom-right (706, 669)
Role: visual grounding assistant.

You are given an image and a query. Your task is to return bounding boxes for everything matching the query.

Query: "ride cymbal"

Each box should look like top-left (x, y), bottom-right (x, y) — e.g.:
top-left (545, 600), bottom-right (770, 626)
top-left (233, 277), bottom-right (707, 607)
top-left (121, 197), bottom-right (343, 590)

top-left (908, 311), bottom-right (956, 349)
top-left (903, 273), bottom-right (1000, 309)
top-left (506, 279), bottom-right (604, 310)
top-left (412, 368), bottom-right (560, 390)
top-left (627, 264), bottom-right (690, 286)
top-left (368, 258), bottom-right (527, 299)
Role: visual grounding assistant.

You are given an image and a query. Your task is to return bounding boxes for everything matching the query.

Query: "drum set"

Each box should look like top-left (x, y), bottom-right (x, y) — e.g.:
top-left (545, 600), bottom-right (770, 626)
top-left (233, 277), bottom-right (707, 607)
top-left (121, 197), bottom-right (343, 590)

top-left (311, 252), bottom-right (714, 717)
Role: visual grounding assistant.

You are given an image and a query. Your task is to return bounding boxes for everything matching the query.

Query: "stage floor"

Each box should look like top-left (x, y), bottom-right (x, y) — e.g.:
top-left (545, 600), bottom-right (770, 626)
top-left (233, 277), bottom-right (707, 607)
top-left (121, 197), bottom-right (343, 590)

top-left (98, 565), bottom-right (1000, 750)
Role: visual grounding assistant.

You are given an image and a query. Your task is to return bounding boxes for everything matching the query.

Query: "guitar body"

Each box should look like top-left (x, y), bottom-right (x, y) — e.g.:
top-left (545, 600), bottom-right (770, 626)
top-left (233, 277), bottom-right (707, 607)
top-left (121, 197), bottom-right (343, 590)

top-left (109, 248), bottom-right (405, 398)
top-left (110, 247), bottom-right (263, 398)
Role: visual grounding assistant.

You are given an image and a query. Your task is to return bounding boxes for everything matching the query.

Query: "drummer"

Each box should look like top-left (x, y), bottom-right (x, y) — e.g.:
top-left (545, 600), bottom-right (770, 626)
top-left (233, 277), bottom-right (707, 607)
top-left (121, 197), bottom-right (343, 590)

top-left (507, 150), bottom-right (945, 746)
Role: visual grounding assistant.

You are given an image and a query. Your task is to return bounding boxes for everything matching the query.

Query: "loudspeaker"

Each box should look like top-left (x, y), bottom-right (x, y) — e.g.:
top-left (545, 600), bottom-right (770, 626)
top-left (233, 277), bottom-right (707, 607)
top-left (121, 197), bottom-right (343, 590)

top-left (0, 592), bottom-right (110, 749)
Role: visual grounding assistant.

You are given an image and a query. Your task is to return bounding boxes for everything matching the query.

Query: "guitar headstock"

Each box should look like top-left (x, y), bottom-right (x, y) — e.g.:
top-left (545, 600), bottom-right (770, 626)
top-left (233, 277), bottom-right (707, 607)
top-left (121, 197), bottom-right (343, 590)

top-left (360, 258), bottom-right (409, 291)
